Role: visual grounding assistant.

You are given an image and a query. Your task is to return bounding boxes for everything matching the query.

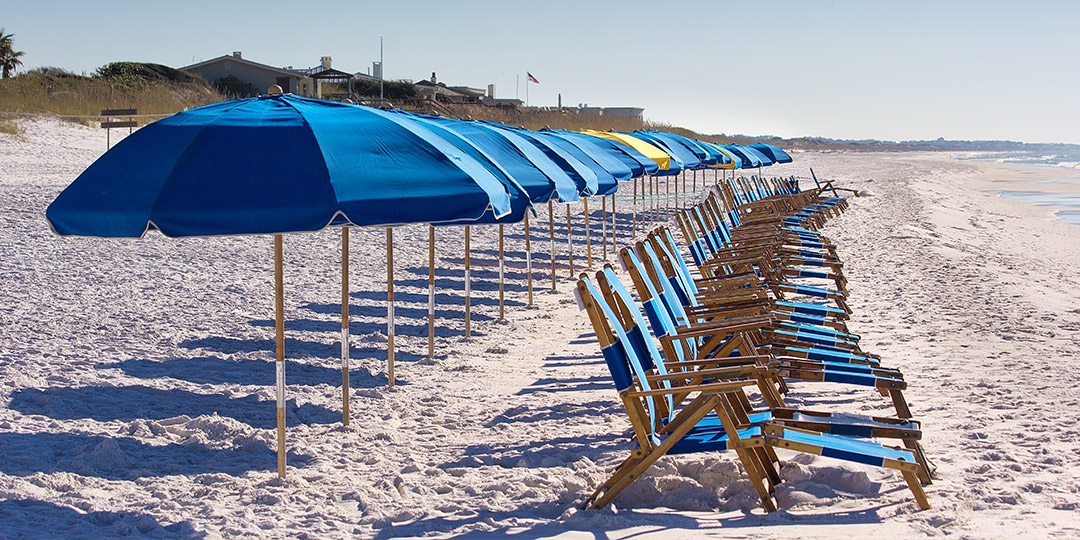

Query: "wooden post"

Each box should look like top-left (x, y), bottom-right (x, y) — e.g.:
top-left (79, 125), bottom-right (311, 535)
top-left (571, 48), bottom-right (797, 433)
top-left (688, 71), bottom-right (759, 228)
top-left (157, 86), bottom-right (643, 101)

top-left (667, 172), bottom-right (672, 215)
top-left (601, 196), bottom-right (607, 261)
top-left (498, 223), bottom-right (505, 321)
top-left (464, 225), bottom-right (472, 338)
top-left (548, 200), bottom-right (556, 290)
top-left (584, 198), bottom-right (593, 270)
top-left (386, 228), bottom-right (395, 387)
top-left (524, 212), bottom-right (534, 307)
top-left (611, 193), bottom-right (617, 254)
top-left (566, 203), bottom-right (575, 277)
top-left (340, 227), bottom-right (350, 426)
top-left (273, 234), bottom-right (286, 479)
top-left (648, 176), bottom-right (656, 224)
top-left (675, 169), bottom-right (680, 211)
top-left (427, 225), bottom-right (436, 360)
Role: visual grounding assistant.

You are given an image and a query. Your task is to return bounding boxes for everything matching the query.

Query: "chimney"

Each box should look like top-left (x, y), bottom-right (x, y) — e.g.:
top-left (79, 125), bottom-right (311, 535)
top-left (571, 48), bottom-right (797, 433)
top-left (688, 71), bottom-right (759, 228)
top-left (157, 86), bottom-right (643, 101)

top-left (321, 56), bottom-right (332, 68)
top-left (232, 51), bottom-right (242, 58)
top-left (431, 72), bottom-right (437, 84)
top-left (487, 84), bottom-right (495, 98)
top-left (558, 93), bottom-right (562, 109)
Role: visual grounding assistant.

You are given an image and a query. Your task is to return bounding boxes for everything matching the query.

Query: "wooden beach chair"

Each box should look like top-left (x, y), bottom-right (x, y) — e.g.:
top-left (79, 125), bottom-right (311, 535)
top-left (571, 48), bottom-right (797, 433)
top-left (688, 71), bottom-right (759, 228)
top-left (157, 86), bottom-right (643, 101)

top-left (576, 275), bottom-right (931, 512)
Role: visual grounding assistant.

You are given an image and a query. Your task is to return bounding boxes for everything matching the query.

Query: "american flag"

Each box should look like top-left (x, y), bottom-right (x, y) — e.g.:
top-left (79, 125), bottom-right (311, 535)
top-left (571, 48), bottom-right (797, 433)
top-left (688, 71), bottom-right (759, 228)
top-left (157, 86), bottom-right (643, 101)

top-left (526, 72), bottom-right (539, 84)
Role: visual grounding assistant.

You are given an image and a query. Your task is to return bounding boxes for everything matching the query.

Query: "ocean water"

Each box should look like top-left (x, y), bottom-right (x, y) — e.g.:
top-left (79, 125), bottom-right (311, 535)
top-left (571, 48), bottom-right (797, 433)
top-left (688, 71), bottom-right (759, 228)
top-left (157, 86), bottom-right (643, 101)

top-left (996, 191), bottom-right (1080, 225)
top-left (965, 151), bottom-right (1080, 225)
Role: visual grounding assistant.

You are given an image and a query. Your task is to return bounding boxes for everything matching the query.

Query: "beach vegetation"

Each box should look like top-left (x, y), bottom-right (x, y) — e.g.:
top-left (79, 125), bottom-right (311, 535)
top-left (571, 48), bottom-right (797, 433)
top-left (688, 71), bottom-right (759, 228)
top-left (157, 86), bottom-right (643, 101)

top-left (0, 28), bottom-right (26, 79)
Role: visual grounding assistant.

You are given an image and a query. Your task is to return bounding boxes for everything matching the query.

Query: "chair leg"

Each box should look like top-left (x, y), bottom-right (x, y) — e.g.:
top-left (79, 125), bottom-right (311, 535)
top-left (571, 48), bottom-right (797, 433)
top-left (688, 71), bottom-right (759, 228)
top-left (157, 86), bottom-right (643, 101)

top-left (902, 469), bottom-right (931, 510)
top-left (736, 446), bottom-right (778, 512)
top-left (753, 446), bottom-right (782, 489)
top-left (583, 454), bottom-right (641, 509)
top-left (904, 439), bottom-right (935, 485)
top-left (890, 389), bottom-right (913, 419)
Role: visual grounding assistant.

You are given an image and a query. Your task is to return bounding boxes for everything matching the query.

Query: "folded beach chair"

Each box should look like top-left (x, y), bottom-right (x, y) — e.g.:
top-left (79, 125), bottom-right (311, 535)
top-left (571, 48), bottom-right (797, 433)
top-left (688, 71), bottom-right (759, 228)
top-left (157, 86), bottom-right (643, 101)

top-left (576, 275), bottom-right (931, 512)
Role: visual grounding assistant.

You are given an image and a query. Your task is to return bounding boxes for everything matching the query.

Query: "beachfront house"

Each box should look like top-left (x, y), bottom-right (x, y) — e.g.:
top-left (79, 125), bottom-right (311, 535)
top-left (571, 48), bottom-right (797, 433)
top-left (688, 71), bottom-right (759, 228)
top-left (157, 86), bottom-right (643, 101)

top-left (181, 51), bottom-right (314, 97)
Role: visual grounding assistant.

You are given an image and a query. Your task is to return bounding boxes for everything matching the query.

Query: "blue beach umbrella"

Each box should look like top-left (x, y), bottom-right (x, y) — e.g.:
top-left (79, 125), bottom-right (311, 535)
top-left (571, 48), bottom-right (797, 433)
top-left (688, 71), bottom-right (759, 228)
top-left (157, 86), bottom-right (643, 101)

top-left (541, 129), bottom-right (635, 182)
top-left (632, 131), bottom-right (702, 171)
top-left (740, 144), bottom-right (775, 167)
top-left (722, 144), bottom-right (764, 169)
top-left (572, 132), bottom-right (660, 176)
top-left (393, 112), bottom-right (581, 343)
top-left (45, 93), bottom-right (521, 480)
top-left (48, 95), bottom-right (512, 237)
top-left (750, 143), bottom-right (794, 164)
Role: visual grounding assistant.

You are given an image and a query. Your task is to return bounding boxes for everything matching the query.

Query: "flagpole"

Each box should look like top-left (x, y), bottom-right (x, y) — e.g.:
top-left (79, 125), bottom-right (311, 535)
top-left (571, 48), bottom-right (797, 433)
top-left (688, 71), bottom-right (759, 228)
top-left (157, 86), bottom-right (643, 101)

top-left (525, 72), bottom-right (529, 107)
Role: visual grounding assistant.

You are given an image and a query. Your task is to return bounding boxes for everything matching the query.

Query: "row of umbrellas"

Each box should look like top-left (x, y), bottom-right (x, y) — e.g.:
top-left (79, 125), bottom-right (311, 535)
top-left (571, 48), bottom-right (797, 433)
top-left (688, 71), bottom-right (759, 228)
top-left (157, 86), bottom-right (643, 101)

top-left (45, 91), bottom-right (795, 478)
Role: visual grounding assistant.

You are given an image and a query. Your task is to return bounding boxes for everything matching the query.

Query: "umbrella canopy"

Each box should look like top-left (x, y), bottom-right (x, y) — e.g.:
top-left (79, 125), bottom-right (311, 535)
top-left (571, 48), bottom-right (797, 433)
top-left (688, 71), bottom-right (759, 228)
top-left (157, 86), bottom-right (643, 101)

top-left (629, 131), bottom-right (702, 173)
top-left (704, 142), bottom-right (743, 169)
top-left (578, 133), bottom-right (660, 176)
top-left (647, 131), bottom-right (717, 166)
top-left (694, 140), bottom-right (733, 167)
top-left (555, 131), bottom-right (655, 177)
top-left (502, 126), bottom-right (600, 197)
top-left (582, 130), bottom-right (674, 172)
top-left (541, 129), bottom-right (635, 181)
top-left (47, 95), bottom-right (514, 237)
top-left (471, 123), bottom-right (581, 203)
top-left (519, 129), bottom-right (618, 196)
top-left (749, 143), bottom-right (793, 164)
top-left (721, 144), bottom-right (764, 169)
top-left (391, 113), bottom-right (534, 224)
top-left (739, 144), bottom-right (775, 166)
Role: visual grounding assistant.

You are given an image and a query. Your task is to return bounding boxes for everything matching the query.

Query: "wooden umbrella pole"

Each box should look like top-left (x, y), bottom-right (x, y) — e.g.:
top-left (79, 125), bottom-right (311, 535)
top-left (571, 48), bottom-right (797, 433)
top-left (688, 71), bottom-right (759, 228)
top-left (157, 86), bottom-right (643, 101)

top-left (386, 227), bottom-right (395, 388)
top-left (427, 225), bottom-right (435, 361)
top-left (340, 227), bottom-right (350, 426)
top-left (464, 225), bottom-right (471, 338)
top-left (524, 212), bottom-right (533, 307)
top-left (566, 203), bottom-right (575, 277)
top-left (647, 175), bottom-right (653, 226)
top-left (601, 196), bottom-right (607, 261)
top-left (675, 169), bottom-right (680, 211)
top-left (548, 200), bottom-right (556, 290)
top-left (273, 234), bottom-right (286, 479)
top-left (655, 175), bottom-right (660, 223)
top-left (666, 174), bottom-right (670, 215)
top-left (583, 198), bottom-right (592, 270)
top-left (681, 169), bottom-right (685, 207)
top-left (611, 193), bottom-right (617, 255)
top-left (498, 223), bottom-right (505, 321)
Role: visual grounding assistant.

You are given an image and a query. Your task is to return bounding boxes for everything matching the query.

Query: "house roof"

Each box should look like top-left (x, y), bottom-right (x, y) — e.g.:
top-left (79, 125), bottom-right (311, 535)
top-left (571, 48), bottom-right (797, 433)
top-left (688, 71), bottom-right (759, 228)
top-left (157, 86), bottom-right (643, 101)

top-left (309, 67), bottom-right (355, 80)
top-left (181, 54), bottom-right (307, 78)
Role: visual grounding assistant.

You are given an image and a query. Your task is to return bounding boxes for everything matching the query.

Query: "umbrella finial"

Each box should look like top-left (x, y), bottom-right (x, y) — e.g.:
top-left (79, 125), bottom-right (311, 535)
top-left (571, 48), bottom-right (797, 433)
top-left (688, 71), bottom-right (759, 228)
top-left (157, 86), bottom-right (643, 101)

top-left (267, 85), bottom-right (284, 96)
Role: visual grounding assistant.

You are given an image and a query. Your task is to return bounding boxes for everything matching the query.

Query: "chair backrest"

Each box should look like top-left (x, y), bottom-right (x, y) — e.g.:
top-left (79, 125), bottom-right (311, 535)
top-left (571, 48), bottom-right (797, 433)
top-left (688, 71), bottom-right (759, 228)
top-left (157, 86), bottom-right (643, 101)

top-left (577, 276), bottom-right (661, 428)
top-left (655, 227), bottom-right (700, 300)
top-left (620, 247), bottom-right (696, 363)
top-left (597, 267), bottom-right (677, 416)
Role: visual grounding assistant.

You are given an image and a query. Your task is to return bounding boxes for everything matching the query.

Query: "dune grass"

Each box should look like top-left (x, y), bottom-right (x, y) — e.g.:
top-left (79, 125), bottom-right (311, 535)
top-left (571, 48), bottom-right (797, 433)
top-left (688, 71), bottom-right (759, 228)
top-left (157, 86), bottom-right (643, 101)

top-left (0, 117), bottom-right (24, 139)
top-left (0, 68), bottom-right (222, 125)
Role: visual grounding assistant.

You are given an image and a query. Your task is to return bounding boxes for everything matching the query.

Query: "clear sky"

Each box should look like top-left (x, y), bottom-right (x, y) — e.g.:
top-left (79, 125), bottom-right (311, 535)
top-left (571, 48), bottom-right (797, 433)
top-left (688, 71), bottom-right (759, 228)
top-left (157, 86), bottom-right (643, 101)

top-left (4, 0), bottom-right (1078, 143)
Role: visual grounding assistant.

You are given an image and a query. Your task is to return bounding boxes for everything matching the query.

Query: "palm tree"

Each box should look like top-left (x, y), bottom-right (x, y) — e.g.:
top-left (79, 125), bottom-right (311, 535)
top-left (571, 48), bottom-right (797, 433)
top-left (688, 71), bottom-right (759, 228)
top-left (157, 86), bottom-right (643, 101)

top-left (0, 29), bottom-right (25, 78)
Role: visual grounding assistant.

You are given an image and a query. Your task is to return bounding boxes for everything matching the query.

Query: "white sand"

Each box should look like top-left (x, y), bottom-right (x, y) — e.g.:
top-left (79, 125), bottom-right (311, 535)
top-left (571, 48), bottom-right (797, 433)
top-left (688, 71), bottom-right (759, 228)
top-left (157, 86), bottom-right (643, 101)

top-left (1, 119), bottom-right (1079, 539)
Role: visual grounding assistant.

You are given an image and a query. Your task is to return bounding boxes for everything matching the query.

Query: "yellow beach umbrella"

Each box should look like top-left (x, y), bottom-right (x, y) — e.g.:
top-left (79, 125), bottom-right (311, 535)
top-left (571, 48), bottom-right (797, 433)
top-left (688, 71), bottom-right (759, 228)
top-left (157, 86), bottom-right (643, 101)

top-left (702, 142), bottom-right (739, 170)
top-left (581, 129), bottom-right (672, 170)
